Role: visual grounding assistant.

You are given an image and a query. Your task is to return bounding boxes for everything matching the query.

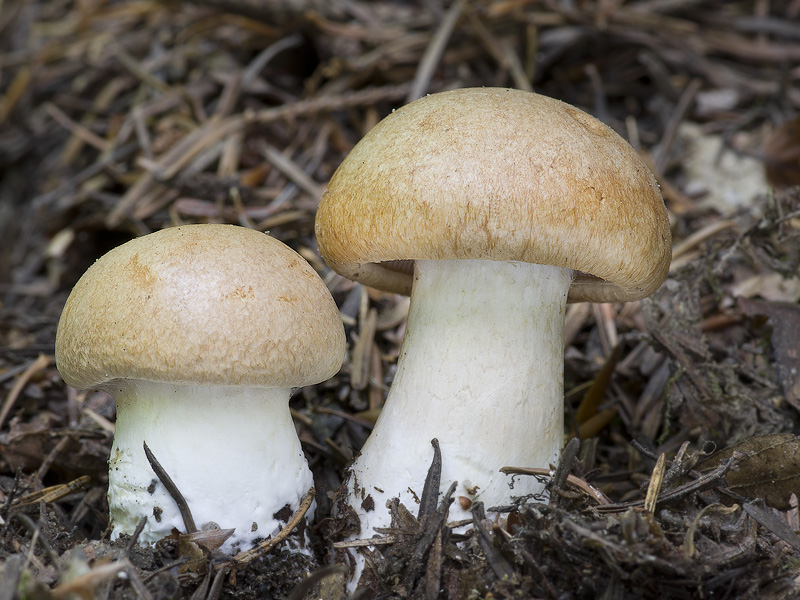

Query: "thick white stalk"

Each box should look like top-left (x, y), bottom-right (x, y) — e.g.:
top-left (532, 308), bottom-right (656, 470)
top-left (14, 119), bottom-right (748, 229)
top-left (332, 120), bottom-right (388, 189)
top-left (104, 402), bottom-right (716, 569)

top-left (107, 382), bottom-right (313, 553)
top-left (348, 259), bottom-right (572, 538)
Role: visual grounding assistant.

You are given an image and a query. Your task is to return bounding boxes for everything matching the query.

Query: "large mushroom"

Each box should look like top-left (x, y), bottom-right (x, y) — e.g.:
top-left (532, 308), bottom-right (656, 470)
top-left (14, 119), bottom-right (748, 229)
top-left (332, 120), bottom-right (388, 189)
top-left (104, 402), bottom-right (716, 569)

top-left (315, 88), bottom-right (671, 543)
top-left (55, 224), bottom-right (346, 552)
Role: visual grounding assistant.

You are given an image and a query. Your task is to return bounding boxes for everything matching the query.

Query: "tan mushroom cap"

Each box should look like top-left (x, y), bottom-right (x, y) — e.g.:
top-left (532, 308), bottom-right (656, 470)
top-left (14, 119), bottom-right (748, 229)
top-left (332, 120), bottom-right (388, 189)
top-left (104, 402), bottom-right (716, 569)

top-left (56, 225), bottom-right (346, 390)
top-left (315, 87), bottom-right (672, 303)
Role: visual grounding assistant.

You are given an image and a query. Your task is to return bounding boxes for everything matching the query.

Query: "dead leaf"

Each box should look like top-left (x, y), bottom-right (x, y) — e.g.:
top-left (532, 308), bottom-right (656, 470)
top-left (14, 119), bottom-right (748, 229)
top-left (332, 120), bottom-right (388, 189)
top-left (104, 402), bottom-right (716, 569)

top-left (0, 414), bottom-right (56, 471)
top-left (575, 344), bottom-right (622, 427)
top-left (731, 272), bottom-right (800, 303)
top-left (742, 501), bottom-right (800, 552)
top-left (738, 297), bottom-right (800, 410)
top-left (763, 116), bottom-right (800, 188)
top-left (695, 433), bottom-right (800, 510)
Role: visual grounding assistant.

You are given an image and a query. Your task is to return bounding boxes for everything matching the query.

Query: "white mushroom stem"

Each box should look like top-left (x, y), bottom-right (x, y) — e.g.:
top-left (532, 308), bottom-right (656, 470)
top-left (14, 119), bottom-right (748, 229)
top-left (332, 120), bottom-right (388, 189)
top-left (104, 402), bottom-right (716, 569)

top-left (107, 382), bottom-right (313, 553)
top-left (348, 259), bottom-right (572, 538)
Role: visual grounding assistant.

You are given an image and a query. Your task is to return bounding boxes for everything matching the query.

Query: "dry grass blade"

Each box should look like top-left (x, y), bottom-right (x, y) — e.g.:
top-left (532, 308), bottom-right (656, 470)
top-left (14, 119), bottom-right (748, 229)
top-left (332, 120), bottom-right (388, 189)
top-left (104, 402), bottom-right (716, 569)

top-left (406, 0), bottom-right (465, 102)
top-left (230, 487), bottom-right (315, 565)
top-left (670, 219), bottom-right (739, 270)
top-left (332, 535), bottom-right (399, 549)
top-left (596, 458), bottom-right (736, 514)
top-left (683, 503), bottom-right (739, 560)
top-left (0, 354), bottom-right (51, 431)
top-left (0, 554), bottom-right (25, 600)
top-left (742, 501), bottom-right (800, 552)
top-left (10, 476), bottom-right (90, 513)
top-left (418, 438), bottom-right (443, 523)
top-left (643, 453), bottom-right (667, 514)
top-left (349, 308), bottom-right (377, 392)
top-left (407, 481), bottom-right (457, 592)
top-left (143, 441), bottom-right (197, 534)
top-left (471, 501), bottom-right (513, 581)
top-left (242, 84), bottom-right (411, 125)
top-left (500, 466), bottom-right (611, 505)
top-left (574, 344), bottom-right (622, 429)
top-left (287, 565), bottom-right (349, 600)
top-left (204, 567), bottom-right (227, 600)
top-left (13, 510), bottom-right (61, 576)
top-left (51, 559), bottom-right (129, 599)
top-left (260, 143), bottom-right (325, 199)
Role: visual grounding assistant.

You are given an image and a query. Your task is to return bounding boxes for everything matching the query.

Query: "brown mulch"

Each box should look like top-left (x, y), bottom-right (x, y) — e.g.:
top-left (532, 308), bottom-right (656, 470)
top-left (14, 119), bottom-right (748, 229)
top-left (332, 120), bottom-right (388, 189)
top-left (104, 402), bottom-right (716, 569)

top-left (2, 1), bottom-right (800, 598)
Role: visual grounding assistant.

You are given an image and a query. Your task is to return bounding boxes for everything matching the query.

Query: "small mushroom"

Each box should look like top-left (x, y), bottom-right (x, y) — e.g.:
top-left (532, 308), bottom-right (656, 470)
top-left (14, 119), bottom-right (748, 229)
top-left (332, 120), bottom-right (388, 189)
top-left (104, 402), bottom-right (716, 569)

top-left (55, 224), bottom-right (346, 552)
top-left (315, 88), bottom-right (671, 545)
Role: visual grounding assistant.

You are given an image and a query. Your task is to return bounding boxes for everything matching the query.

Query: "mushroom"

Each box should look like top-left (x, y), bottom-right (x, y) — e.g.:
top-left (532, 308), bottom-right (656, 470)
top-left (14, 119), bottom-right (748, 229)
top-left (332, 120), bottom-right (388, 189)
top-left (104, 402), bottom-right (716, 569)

top-left (55, 224), bottom-right (346, 552)
top-left (315, 88), bottom-right (671, 541)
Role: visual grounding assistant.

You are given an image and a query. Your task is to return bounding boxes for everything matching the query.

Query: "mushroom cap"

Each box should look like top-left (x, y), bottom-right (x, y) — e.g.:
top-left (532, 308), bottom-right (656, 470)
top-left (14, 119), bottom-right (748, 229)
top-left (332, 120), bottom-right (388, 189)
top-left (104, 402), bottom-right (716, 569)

top-left (56, 225), bottom-right (346, 390)
top-left (315, 87), bottom-right (672, 303)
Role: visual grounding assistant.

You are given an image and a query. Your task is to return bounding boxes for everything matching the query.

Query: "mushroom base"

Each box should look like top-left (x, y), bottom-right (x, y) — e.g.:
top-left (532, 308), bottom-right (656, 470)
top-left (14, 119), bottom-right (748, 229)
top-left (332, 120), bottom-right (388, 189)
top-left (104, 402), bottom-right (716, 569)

top-left (348, 258), bottom-right (572, 543)
top-left (106, 382), bottom-right (313, 553)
